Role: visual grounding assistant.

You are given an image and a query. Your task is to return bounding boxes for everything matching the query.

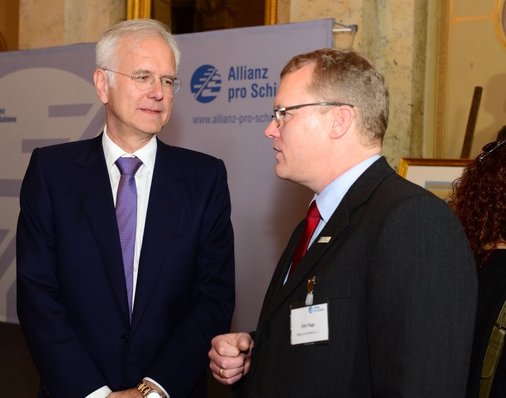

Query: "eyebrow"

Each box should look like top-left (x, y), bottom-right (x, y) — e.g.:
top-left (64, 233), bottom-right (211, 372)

top-left (132, 69), bottom-right (176, 78)
top-left (131, 68), bottom-right (150, 74)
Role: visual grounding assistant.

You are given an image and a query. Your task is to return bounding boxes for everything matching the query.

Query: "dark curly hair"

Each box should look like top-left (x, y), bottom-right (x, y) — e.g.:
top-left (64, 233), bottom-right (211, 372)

top-left (449, 140), bottom-right (506, 267)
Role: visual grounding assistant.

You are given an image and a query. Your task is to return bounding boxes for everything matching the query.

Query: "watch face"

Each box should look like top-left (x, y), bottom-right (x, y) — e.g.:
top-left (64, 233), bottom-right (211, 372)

top-left (146, 392), bottom-right (161, 398)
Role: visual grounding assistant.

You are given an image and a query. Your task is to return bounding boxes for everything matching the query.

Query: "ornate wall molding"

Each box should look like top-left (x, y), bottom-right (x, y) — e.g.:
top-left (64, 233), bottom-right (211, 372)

top-left (434, 0), bottom-right (450, 158)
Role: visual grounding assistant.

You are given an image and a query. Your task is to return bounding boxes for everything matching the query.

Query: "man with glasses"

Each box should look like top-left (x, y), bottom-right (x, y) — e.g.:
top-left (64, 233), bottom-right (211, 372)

top-left (17, 19), bottom-right (235, 398)
top-left (209, 48), bottom-right (477, 397)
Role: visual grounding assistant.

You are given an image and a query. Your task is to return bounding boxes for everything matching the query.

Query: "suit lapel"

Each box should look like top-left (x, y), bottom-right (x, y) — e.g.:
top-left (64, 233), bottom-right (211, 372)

top-left (130, 142), bottom-right (183, 330)
top-left (257, 203), bottom-right (351, 330)
top-left (75, 134), bottom-right (130, 321)
top-left (257, 158), bottom-right (394, 331)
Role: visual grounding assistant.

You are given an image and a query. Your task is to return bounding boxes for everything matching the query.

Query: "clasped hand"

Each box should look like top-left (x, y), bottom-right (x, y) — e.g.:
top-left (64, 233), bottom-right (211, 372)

top-left (208, 332), bottom-right (254, 385)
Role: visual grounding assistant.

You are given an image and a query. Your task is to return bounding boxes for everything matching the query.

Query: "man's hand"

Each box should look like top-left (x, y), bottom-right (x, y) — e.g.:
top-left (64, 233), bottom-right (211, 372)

top-left (208, 332), bottom-right (254, 385)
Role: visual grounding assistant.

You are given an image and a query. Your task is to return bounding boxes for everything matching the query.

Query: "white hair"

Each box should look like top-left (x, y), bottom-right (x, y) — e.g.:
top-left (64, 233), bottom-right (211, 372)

top-left (95, 19), bottom-right (181, 71)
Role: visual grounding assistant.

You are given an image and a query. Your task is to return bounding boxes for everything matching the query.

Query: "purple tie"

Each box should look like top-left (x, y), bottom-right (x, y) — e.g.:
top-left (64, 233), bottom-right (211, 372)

top-left (115, 157), bottom-right (143, 317)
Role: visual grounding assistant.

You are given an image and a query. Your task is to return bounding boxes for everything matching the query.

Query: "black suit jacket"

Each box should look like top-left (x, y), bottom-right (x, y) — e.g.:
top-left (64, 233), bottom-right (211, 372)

top-left (236, 157), bottom-right (477, 398)
top-left (466, 250), bottom-right (506, 397)
top-left (16, 134), bottom-right (235, 398)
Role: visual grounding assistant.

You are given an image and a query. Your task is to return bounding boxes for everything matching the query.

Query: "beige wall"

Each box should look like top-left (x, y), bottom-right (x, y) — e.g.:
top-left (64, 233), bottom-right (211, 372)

top-left (276, 0), bottom-right (427, 166)
top-left (18, 0), bottom-right (126, 49)
top-left (433, 0), bottom-right (506, 158)
top-left (276, 0), bottom-right (505, 163)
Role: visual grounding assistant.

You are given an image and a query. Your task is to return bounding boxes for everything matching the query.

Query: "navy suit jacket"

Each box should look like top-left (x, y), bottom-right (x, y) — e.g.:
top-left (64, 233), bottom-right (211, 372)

top-left (236, 157), bottom-right (477, 397)
top-left (16, 134), bottom-right (235, 398)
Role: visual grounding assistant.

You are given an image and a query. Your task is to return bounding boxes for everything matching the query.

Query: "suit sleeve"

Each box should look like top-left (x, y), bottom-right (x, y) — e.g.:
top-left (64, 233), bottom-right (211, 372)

top-left (16, 149), bottom-right (107, 397)
top-left (367, 195), bottom-right (477, 397)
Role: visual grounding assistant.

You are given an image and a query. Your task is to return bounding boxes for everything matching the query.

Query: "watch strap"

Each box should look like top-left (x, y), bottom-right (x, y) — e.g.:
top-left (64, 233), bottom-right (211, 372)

top-left (137, 381), bottom-right (161, 397)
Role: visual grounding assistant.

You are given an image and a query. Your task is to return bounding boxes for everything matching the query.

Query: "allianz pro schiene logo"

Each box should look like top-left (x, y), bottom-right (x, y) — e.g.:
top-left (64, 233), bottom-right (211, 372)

top-left (191, 65), bottom-right (222, 103)
top-left (190, 64), bottom-right (277, 104)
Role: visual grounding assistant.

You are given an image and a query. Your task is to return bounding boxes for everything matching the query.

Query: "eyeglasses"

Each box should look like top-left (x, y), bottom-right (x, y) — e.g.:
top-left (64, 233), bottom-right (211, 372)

top-left (271, 101), bottom-right (354, 127)
top-left (478, 140), bottom-right (506, 163)
top-left (102, 68), bottom-right (181, 93)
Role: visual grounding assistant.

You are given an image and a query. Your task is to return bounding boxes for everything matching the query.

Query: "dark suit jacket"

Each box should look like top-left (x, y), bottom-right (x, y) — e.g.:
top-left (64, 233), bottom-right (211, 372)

top-left (466, 250), bottom-right (506, 397)
top-left (236, 157), bottom-right (477, 398)
top-left (16, 134), bottom-right (235, 398)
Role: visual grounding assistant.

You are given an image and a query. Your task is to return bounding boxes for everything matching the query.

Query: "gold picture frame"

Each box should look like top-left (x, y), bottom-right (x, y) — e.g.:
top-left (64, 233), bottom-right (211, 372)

top-left (127, 0), bottom-right (277, 24)
top-left (398, 158), bottom-right (472, 201)
top-left (264, 0), bottom-right (277, 25)
top-left (127, 0), bottom-right (151, 19)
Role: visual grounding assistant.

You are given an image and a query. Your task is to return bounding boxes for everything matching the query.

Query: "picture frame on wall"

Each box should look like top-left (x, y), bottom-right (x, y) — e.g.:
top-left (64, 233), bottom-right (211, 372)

top-left (127, 0), bottom-right (276, 30)
top-left (398, 158), bottom-right (472, 201)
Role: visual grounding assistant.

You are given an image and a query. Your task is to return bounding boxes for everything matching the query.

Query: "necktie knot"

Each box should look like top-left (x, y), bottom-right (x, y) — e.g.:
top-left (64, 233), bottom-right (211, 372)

top-left (307, 201), bottom-right (320, 220)
top-left (116, 157), bottom-right (143, 176)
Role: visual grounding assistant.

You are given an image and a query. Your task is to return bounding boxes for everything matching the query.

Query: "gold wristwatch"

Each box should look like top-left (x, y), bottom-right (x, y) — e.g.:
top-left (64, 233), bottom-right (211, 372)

top-left (137, 381), bottom-right (162, 398)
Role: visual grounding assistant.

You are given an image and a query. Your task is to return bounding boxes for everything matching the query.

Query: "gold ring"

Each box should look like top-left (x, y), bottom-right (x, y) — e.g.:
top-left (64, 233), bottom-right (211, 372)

top-left (219, 367), bottom-right (224, 377)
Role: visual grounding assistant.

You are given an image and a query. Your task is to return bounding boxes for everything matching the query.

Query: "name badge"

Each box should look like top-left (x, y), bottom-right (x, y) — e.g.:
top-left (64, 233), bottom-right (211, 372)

top-left (290, 303), bottom-right (329, 345)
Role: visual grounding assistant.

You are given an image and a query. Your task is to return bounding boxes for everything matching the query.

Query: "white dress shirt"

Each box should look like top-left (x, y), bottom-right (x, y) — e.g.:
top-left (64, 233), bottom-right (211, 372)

top-left (86, 128), bottom-right (169, 398)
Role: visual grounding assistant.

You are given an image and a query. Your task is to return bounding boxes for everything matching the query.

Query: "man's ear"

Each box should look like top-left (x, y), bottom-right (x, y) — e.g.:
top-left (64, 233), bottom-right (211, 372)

top-left (93, 68), bottom-right (109, 104)
top-left (330, 106), bottom-right (354, 139)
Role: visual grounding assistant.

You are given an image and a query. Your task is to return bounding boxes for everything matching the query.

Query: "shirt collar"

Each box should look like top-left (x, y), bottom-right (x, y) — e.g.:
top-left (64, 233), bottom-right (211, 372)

top-left (314, 155), bottom-right (381, 223)
top-left (102, 126), bottom-right (157, 173)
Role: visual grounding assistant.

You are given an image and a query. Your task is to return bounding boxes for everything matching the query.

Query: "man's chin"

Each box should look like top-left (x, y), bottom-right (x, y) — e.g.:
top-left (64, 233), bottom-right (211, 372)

top-left (142, 126), bottom-right (163, 136)
top-left (142, 120), bottom-right (168, 135)
top-left (274, 166), bottom-right (290, 181)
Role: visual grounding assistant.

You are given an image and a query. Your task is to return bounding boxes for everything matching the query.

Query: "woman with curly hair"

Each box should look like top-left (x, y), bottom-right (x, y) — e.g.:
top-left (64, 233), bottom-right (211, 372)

top-left (450, 139), bottom-right (506, 398)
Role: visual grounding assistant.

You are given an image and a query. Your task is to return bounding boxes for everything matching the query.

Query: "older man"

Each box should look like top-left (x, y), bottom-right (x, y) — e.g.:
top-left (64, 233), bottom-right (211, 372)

top-left (17, 19), bottom-right (235, 398)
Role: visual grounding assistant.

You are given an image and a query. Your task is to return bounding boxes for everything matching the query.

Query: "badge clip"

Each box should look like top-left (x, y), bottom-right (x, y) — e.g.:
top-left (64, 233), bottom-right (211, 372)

top-left (305, 276), bottom-right (316, 306)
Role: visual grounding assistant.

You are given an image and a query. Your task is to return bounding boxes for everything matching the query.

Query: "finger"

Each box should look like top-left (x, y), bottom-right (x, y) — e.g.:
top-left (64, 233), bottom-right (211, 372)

top-left (211, 336), bottom-right (240, 357)
top-left (215, 342), bottom-right (241, 357)
top-left (215, 372), bottom-right (244, 385)
top-left (212, 364), bottom-right (245, 385)
top-left (211, 360), bottom-right (240, 375)
top-left (237, 335), bottom-right (253, 352)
